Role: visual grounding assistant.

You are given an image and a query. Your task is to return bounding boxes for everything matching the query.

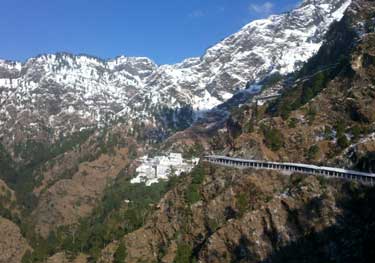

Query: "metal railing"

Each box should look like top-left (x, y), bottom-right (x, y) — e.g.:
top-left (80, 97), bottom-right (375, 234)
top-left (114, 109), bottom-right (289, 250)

top-left (204, 155), bottom-right (375, 185)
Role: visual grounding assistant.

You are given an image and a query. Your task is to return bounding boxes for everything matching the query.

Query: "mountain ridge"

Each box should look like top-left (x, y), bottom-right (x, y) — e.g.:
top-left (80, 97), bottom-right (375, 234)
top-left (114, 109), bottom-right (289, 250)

top-left (0, 0), bottom-right (351, 154)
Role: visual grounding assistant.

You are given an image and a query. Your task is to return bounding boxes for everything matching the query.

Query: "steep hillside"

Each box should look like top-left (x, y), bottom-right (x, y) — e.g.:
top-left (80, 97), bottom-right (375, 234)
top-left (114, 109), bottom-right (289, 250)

top-left (220, 0), bottom-right (375, 171)
top-left (166, 0), bottom-right (375, 170)
top-left (0, 217), bottom-right (31, 263)
top-left (99, 164), bottom-right (375, 263)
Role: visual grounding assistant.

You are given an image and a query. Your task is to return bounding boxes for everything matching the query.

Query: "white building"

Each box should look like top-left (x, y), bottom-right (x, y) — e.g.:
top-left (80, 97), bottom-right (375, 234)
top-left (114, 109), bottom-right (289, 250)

top-left (130, 153), bottom-right (200, 186)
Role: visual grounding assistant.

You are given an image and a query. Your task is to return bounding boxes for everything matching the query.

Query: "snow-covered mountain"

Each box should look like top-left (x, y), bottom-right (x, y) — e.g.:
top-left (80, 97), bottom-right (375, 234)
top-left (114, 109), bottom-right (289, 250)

top-left (0, 0), bottom-right (351, 146)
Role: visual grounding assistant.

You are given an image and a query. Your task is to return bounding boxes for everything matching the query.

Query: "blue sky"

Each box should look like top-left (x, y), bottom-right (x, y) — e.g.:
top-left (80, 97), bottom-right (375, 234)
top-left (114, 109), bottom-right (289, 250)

top-left (0, 0), bottom-right (300, 65)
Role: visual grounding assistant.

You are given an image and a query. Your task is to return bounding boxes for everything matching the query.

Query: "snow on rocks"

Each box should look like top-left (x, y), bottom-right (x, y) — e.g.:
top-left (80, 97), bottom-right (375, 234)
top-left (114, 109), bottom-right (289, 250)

top-left (0, 0), bottom-right (352, 143)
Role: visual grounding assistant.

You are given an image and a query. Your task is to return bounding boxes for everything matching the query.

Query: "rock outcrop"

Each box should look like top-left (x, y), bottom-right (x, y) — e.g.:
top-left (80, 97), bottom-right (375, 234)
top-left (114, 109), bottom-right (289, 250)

top-left (0, 217), bottom-right (30, 263)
